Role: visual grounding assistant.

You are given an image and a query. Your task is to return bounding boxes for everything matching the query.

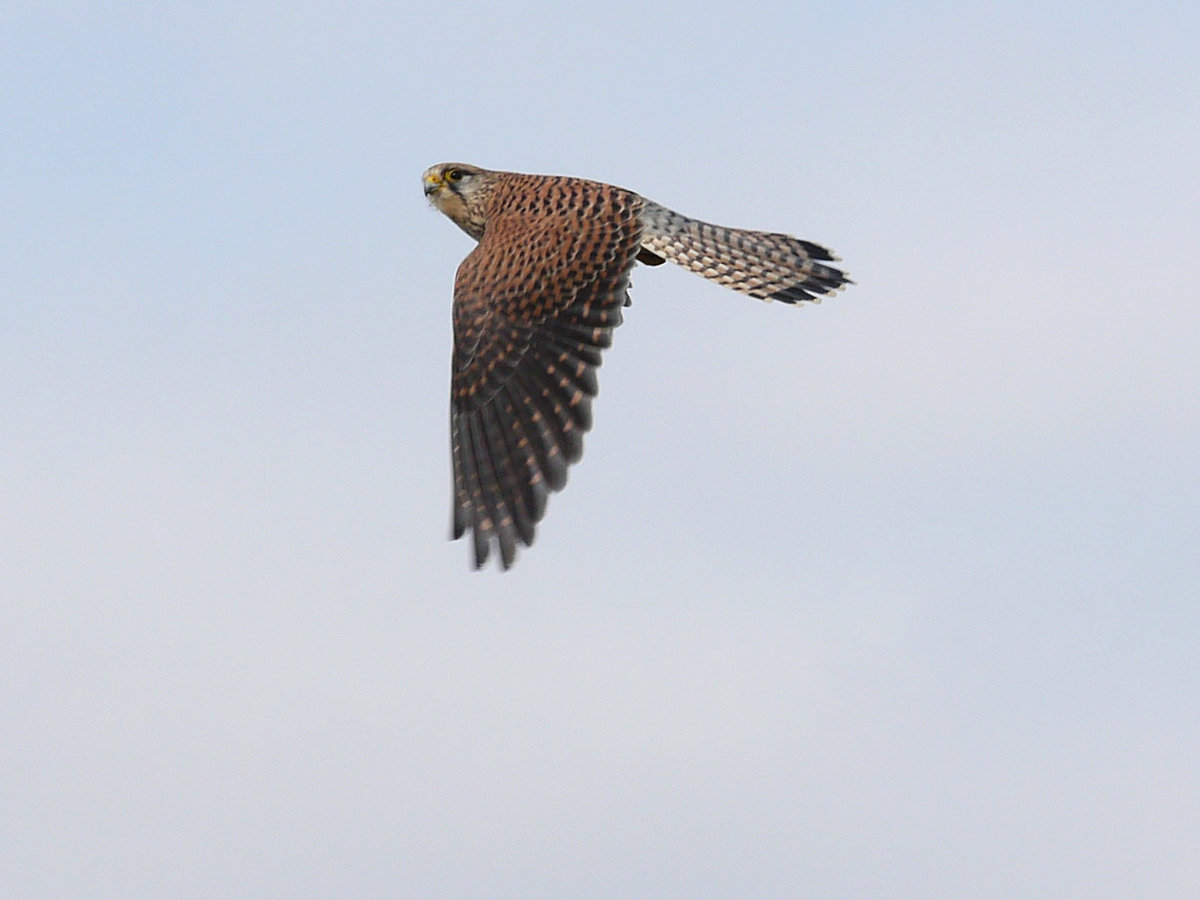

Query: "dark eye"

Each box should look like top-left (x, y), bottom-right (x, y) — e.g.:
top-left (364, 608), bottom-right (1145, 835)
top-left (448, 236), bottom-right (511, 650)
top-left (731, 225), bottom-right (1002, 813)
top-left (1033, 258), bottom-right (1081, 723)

top-left (447, 169), bottom-right (464, 182)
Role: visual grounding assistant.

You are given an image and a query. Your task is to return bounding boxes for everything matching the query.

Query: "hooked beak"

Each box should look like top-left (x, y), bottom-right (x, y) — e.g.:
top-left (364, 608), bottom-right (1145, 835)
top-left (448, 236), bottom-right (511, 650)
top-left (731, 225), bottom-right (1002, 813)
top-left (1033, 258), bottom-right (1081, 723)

top-left (423, 173), bottom-right (443, 197)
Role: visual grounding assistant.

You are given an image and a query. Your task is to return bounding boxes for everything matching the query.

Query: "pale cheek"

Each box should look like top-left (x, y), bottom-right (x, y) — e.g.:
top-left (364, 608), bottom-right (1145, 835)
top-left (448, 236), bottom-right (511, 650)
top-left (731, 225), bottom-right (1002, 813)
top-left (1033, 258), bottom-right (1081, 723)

top-left (448, 197), bottom-right (469, 222)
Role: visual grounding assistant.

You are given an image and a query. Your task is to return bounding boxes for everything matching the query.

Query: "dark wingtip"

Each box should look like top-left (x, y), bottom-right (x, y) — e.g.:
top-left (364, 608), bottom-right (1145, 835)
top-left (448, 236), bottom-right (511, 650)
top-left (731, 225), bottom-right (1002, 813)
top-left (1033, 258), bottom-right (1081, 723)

top-left (768, 270), bottom-right (852, 304)
top-left (798, 239), bottom-right (836, 262)
top-left (472, 527), bottom-right (489, 569)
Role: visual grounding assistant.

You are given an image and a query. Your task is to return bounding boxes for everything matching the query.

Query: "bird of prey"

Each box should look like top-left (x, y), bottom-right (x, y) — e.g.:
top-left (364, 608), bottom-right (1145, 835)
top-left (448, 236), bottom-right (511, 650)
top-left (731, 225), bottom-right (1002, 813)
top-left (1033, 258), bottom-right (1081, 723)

top-left (423, 162), bottom-right (851, 570)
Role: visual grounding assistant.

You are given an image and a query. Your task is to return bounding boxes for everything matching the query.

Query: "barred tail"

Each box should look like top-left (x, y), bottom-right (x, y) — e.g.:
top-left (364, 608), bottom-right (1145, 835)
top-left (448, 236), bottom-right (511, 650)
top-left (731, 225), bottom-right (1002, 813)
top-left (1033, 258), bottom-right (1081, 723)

top-left (638, 200), bottom-right (851, 304)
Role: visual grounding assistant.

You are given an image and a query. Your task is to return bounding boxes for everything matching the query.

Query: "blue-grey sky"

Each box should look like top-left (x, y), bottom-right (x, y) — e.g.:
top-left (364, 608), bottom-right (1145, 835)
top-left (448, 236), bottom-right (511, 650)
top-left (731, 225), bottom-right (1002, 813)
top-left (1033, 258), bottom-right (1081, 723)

top-left (4, 2), bottom-right (1198, 896)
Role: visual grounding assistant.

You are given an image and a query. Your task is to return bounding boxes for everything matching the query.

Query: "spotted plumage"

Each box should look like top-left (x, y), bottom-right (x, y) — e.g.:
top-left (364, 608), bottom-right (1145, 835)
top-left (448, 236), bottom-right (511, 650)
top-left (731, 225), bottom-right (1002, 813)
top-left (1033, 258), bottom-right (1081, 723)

top-left (423, 162), bottom-right (852, 569)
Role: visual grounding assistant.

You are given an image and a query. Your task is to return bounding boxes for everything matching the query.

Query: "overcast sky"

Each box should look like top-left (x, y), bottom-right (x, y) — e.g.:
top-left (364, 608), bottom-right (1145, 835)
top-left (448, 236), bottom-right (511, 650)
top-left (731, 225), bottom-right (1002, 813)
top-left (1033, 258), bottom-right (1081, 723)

top-left (3, 2), bottom-right (1198, 896)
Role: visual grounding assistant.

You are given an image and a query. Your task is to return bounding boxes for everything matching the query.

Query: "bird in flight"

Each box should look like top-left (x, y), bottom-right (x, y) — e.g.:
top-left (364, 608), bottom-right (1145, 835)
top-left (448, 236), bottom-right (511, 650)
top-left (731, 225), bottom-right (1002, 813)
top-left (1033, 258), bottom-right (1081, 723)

top-left (424, 163), bottom-right (851, 570)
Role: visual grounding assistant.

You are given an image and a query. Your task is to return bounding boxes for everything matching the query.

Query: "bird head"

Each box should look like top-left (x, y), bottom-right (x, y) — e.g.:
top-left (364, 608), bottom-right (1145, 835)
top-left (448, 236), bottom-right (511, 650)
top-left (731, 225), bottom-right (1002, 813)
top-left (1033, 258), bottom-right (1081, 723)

top-left (422, 163), bottom-right (489, 239)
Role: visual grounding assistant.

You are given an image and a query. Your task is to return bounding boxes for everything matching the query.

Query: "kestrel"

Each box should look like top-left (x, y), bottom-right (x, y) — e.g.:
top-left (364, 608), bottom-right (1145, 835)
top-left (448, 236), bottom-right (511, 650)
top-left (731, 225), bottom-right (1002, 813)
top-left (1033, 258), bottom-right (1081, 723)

top-left (424, 162), bottom-right (851, 570)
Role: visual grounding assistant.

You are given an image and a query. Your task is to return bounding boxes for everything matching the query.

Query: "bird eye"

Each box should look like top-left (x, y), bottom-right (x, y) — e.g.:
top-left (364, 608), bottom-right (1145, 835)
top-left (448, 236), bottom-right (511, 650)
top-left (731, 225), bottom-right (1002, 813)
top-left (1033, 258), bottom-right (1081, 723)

top-left (447, 169), bottom-right (464, 182)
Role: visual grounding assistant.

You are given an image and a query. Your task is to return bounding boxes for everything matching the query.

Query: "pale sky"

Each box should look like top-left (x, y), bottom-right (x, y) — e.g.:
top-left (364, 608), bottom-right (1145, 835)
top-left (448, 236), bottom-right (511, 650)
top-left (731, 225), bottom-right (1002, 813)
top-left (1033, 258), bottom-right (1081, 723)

top-left (3, 2), bottom-right (1198, 896)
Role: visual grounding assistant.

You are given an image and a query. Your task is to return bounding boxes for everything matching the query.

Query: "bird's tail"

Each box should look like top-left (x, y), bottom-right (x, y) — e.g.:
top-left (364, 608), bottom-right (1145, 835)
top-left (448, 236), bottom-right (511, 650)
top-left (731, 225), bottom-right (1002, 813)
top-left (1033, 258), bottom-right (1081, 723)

top-left (638, 200), bottom-right (851, 304)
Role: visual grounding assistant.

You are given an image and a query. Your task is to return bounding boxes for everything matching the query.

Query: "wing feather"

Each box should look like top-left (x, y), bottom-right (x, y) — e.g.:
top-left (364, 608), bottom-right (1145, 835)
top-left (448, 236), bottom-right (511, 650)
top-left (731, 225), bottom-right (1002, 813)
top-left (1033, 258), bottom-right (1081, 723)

top-left (449, 174), bottom-right (644, 568)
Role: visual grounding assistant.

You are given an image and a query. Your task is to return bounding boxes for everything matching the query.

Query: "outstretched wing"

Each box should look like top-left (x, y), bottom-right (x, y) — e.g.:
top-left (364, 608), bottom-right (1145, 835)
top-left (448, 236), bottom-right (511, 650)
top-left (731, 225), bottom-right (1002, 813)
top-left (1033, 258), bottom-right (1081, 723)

top-left (639, 200), bottom-right (852, 304)
top-left (450, 176), bottom-right (645, 569)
